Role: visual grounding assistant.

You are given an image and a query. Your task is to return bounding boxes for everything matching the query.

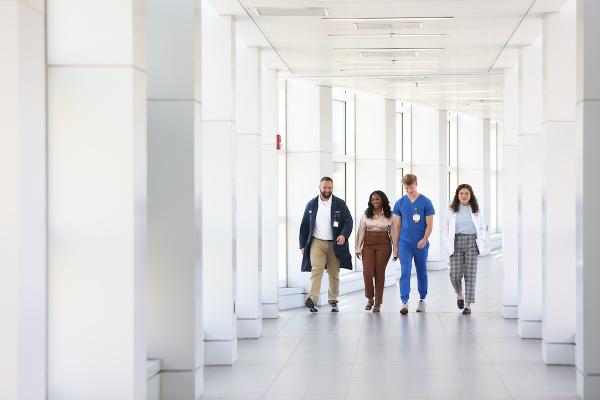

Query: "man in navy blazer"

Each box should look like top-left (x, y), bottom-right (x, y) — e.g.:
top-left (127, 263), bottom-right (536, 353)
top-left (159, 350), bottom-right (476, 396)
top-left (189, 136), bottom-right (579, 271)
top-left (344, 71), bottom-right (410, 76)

top-left (299, 177), bottom-right (353, 312)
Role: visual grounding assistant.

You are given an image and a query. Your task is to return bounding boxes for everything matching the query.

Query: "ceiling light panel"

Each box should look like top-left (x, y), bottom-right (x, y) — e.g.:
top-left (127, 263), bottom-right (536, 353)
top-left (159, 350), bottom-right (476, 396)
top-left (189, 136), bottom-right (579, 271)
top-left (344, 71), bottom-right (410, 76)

top-left (328, 33), bottom-right (447, 38)
top-left (354, 22), bottom-right (424, 31)
top-left (254, 7), bottom-right (329, 17)
top-left (323, 16), bottom-right (454, 22)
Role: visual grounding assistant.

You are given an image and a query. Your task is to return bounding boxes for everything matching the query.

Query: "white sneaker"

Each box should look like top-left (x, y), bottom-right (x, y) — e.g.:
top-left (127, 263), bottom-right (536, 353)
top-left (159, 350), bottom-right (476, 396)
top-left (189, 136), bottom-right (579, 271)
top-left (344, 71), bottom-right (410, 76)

top-left (400, 303), bottom-right (409, 315)
top-left (416, 300), bottom-right (426, 313)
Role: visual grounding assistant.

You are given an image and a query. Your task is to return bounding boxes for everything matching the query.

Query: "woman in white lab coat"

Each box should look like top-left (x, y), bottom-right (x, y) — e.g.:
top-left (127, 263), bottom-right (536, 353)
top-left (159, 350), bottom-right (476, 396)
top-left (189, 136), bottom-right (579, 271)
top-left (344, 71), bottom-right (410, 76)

top-left (443, 184), bottom-right (487, 315)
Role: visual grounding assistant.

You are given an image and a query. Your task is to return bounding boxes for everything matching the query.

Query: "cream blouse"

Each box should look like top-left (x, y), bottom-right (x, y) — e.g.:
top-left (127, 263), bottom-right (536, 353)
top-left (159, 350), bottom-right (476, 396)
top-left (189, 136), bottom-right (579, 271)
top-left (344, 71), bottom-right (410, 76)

top-left (355, 210), bottom-right (393, 252)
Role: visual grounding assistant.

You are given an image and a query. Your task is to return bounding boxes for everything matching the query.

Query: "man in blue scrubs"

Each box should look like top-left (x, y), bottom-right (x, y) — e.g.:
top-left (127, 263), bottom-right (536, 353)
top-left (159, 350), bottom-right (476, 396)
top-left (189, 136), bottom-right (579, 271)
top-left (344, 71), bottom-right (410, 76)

top-left (392, 174), bottom-right (435, 315)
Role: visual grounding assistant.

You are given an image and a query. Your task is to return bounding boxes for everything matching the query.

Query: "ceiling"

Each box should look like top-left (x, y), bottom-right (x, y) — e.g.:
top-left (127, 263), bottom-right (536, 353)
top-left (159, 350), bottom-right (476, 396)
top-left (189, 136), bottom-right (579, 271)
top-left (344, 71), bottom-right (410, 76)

top-left (208, 0), bottom-right (568, 119)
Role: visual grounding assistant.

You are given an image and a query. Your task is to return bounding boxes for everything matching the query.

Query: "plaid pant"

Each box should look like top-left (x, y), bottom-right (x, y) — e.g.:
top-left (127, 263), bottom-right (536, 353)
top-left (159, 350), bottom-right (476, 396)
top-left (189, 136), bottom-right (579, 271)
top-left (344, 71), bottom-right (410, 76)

top-left (449, 234), bottom-right (479, 303)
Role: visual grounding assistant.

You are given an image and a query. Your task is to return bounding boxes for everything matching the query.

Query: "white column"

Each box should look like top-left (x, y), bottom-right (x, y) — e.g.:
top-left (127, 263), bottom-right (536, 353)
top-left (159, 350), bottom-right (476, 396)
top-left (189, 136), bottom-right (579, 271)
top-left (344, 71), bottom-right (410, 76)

top-left (201, 0), bottom-right (237, 365)
top-left (285, 79), bottom-right (332, 290)
top-left (502, 64), bottom-right (520, 319)
top-left (355, 94), bottom-right (396, 208)
top-left (457, 115), bottom-right (490, 254)
top-left (235, 40), bottom-right (262, 338)
top-left (260, 65), bottom-right (280, 319)
top-left (541, 0), bottom-right (576, 365)
top-left (0, 2), bottom-right (46, 399)
top-left (576, 0), bottom-right (600, 397)
top-left (410, 105), bottom-right (448, 270)
top-left (517, 34), bottom-right (544, 339)
top-left (47, 0), bottom-right (147, 398)
top-left (146, 0), bottom-right (203, 396)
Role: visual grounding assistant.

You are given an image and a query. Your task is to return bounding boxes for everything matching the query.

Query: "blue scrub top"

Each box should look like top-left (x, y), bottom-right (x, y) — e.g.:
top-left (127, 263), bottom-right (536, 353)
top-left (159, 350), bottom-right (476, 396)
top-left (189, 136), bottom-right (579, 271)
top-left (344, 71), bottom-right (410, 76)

top-left (393, 194), bottom-right (435, 246)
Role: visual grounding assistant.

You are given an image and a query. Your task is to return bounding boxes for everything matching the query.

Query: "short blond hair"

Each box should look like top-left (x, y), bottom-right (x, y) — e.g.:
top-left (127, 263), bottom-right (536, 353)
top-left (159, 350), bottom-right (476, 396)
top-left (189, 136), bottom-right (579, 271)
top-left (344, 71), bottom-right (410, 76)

top-left (401, 174), bottom-right (418, 186)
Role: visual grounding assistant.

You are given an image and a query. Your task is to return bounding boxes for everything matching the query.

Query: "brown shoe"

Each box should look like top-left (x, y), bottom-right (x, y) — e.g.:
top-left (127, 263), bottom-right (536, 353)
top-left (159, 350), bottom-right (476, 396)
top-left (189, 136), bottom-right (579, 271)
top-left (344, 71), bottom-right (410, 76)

top-left (372, 306), bottom-right (381, 312)
top-left (365, 300), bottom-right (374, 311)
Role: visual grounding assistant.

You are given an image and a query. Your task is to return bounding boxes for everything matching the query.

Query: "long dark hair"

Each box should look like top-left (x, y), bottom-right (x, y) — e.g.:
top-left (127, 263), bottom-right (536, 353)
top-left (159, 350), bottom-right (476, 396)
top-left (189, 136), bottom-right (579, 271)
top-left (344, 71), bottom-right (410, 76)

top-left (365, 190), bottom-right (392, 218)
top-left (450, 184), bottom-right (479, 213)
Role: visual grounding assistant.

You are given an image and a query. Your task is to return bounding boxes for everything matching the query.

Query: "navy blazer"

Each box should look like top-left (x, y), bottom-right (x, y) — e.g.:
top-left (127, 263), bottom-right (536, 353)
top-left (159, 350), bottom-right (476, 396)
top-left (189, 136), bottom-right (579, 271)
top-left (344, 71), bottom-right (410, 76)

top-left (299, 195), bottom-right (353, 272)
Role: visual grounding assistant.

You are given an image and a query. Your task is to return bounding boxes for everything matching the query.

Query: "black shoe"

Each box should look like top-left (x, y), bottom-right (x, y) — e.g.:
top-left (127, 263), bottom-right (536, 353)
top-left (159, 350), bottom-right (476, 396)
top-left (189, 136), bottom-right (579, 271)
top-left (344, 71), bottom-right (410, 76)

top-left (329, 300), bottom-right (339, 312)
top-left (462, 307), bottom-right (471, 315)
top-left (305, 297), bottom-right (318, 312)
top-left (457, 299), bottom-right (465, 310)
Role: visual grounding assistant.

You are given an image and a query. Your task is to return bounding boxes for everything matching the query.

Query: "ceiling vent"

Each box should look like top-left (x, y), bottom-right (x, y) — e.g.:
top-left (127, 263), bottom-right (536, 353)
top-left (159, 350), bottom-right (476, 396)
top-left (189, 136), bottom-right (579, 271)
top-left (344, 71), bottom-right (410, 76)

top-left (253, 7), bottom-right (328, 17)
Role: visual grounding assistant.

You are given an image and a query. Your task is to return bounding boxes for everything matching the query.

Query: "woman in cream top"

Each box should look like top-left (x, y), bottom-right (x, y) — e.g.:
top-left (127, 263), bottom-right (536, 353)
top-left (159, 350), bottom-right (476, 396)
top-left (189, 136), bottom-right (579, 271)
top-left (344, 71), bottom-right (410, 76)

top-left (356, 190), bottom-right (395, 312)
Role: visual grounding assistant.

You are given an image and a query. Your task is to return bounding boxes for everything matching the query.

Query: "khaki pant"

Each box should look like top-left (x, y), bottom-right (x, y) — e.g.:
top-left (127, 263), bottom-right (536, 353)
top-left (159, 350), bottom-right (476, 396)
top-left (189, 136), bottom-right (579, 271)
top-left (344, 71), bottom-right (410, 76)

top-left (308, 238), bottom-right (340, 303)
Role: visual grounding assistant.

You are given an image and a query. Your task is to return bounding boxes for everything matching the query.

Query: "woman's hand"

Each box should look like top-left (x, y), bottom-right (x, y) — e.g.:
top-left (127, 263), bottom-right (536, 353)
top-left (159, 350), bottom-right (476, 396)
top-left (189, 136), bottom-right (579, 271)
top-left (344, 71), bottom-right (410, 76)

top-left (417, 239), bottom-right (426, 249)
top-left (392, 249), bottom-right (398, 261)
top-left (356, 252), bottom-right (362, 260)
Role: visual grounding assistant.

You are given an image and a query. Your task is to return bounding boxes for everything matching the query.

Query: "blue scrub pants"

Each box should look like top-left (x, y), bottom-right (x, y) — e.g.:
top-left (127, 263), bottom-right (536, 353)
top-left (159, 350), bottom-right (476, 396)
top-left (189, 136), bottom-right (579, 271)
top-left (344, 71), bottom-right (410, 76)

top-left (399, 242), bottom-right (429, 304)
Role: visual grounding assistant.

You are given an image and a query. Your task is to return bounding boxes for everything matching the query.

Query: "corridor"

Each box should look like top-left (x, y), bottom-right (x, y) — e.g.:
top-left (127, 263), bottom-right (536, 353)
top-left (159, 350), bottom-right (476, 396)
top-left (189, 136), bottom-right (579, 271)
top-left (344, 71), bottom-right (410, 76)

top-left (204, 251), bottom-right (577, 399)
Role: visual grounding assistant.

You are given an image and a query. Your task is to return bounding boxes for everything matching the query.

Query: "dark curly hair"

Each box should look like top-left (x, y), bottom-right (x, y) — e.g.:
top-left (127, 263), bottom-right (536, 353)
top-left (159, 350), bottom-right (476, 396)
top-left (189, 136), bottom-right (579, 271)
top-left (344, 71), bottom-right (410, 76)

top-left (365, 190), bottom-right (392, 218)
top-left (450, 184), bottom-right (479, 213)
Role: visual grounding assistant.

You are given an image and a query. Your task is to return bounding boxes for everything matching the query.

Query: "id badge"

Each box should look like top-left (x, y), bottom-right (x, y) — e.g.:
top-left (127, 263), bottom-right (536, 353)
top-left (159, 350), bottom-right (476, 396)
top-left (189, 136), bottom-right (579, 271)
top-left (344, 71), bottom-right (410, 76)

top-left (413, 213), bottom-right (421, 223)
top-left (333, 221), bottom-right (339, 227)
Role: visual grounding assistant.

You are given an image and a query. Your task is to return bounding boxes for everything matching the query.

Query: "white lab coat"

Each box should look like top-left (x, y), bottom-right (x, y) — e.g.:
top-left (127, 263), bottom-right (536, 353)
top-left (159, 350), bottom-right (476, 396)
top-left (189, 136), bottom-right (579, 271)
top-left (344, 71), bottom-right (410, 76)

top-left (443, 207), bottom-right (487, 256)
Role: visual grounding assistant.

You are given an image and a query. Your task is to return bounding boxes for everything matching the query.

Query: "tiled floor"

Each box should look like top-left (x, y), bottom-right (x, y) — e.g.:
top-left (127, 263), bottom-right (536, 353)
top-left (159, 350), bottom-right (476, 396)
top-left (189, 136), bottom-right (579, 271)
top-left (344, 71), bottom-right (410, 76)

top-left (203, 250), bottom-right (577, 400)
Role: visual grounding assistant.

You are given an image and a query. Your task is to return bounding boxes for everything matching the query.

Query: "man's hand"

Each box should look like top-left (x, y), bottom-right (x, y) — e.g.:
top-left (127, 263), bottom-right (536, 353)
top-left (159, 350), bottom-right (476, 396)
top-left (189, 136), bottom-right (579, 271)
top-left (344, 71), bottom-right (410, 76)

top-left (417, 239), bottom-right (426, 249)
top-left (300, 248), bottom-right (304, 254)
top-left (336, 235), bottom-right (346, 245)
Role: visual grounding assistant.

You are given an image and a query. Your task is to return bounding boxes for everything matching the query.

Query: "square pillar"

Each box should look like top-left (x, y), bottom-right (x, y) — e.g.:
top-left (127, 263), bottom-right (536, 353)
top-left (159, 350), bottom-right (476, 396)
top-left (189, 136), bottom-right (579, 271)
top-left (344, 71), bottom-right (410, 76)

top-left (146, 0), bottom-right (204, 397)
top-left (576, 0), bottom-right (600, 397)
top-left (502, 64), bottom-right (520, 319)
top-left (201, 0), bottom-right (237, 365)
top-left (235, 40), bottom-right (262, 338)
top-left (47, 0), bottom-right (147, 398)
top-left (260, 66), bottom-right (280, 318)
top-left (517, 33), bottom-right (544, 339)
top-left (0, 1), bottom-right (46, 398)
top-left (541, 0), bottom-right (576, 366)
top-left (410, 105), bottom-right (449, 270)
top-left (285, 80), bottom-right (333, 291)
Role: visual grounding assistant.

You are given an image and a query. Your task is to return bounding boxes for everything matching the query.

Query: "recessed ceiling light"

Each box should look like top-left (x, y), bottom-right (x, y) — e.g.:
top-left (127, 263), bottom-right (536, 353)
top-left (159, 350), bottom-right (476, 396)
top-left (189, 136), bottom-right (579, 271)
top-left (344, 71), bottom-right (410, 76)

top-left (328, 33), bottom-right (447, 38)
top-left (254, 7), bottom-right (329, 17)
top-left (323, 16), bottom-right (454, 22)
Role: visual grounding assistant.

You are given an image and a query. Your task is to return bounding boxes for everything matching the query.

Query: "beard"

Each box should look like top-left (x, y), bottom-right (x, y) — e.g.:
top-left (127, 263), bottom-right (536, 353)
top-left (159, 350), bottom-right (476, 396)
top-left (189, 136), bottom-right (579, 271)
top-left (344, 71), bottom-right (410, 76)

top-left (320, 190), bottom-right (332, 199)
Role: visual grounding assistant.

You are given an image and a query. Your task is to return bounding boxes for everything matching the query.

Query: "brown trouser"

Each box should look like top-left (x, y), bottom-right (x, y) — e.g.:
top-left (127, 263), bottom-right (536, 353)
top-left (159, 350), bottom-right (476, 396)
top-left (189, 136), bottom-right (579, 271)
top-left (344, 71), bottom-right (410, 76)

top-left (309, 238), bottom-right (341, 303)
top-left (362, 231), bottom-right (392, 307)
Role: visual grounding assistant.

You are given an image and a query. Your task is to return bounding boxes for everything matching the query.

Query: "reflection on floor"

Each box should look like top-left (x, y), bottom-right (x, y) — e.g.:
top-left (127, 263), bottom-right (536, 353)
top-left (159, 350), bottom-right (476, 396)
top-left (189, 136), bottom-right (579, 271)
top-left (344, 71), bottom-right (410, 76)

top-left (204, 250), bottom-right (576, 400)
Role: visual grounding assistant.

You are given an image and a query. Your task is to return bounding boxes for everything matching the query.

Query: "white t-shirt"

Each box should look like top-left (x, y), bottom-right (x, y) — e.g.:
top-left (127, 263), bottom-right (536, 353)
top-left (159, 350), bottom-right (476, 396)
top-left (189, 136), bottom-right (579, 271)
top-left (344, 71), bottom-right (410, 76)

top-left (313, 195), bottom-right (333, 240)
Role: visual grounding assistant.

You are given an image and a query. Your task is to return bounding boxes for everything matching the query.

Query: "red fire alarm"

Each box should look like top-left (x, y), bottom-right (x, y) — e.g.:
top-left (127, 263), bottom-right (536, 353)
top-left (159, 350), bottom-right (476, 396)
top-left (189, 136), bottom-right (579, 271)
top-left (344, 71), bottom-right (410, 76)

top-left (276, 134), bottom-right (282, 150)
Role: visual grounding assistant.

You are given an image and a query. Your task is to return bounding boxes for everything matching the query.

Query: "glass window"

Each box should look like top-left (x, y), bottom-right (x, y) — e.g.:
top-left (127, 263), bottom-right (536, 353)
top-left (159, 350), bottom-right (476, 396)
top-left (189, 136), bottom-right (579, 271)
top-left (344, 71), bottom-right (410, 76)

top-left (396, 168), bottom-right (405, 200)
top-left (332, 100), bottom-right (346, 155)
top-left (278, 153), bottom-right (287, 287)
top-left (490, 121), bottom-right (498, 233)
top-left (332, 162), bottom-right (346, 201)
top-left (448, 112), bottom-right (458, 202)
top-left (396, 112), bottom-right (404, 162)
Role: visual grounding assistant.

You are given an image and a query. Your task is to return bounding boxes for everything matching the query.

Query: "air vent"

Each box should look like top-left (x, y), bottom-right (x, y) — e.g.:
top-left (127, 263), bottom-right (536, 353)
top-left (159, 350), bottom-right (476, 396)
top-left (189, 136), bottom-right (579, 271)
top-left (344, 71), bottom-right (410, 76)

top-left (253, 7), bottom-right (328, 17)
